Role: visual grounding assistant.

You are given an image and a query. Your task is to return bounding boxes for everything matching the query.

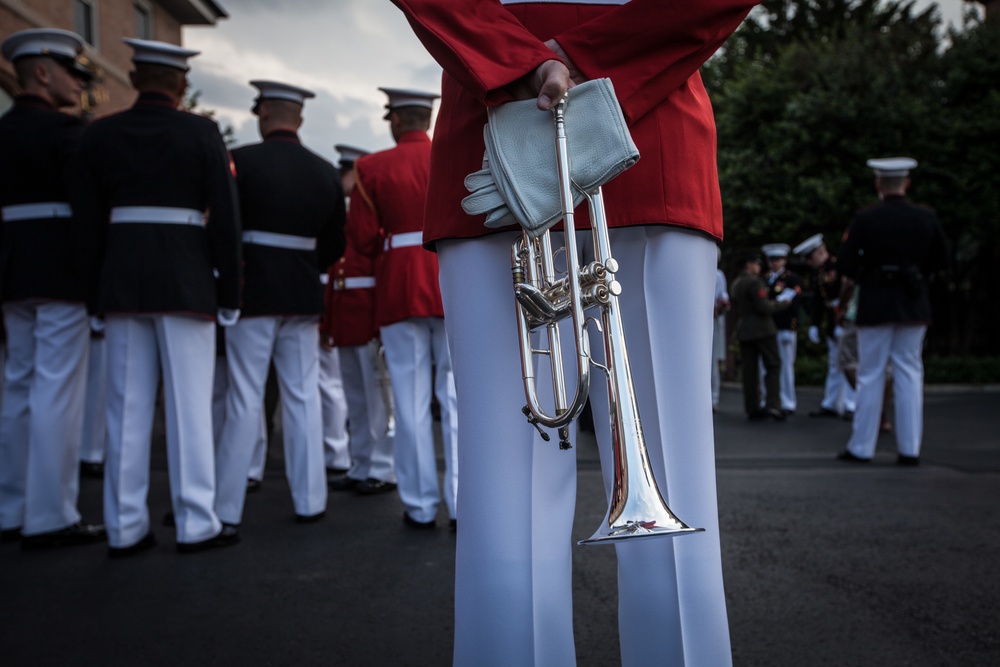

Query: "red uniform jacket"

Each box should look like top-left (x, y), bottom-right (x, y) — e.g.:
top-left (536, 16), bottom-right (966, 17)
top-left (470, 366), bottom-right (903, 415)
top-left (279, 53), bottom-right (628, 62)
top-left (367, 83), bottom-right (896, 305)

top-left (346, 130), bottom-right (444, 327)
top-left (391, 0), bottom-right (758, 245)
top-left (320, 243), bottom-right (377, 348)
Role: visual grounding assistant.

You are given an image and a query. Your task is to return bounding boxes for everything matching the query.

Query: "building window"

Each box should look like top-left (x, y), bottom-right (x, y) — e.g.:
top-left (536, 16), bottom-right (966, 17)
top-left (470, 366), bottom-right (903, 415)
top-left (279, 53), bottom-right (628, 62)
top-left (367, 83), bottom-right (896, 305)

top-left (135, 1), bottom-right (153, 40)
top-left (73, 0), bottom-right (98, 46)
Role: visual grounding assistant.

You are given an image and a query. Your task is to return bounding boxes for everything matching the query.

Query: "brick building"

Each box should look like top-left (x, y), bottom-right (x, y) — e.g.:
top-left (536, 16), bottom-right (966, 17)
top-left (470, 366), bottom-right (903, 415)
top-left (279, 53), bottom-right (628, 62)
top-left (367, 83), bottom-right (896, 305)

top-left (1, 0), bottom-right (226, 117)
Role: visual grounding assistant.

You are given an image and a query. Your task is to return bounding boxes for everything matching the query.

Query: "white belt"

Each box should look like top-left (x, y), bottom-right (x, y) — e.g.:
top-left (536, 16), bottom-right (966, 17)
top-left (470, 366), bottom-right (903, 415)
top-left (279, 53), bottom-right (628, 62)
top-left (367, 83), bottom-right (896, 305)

top-left (242, 230), bottom-right (317, 251)
top-left (2, 202), bottom-right (72, 222)
top-left (110, 206), bottom-right (205, 226)
top-left (332, 276), bottom-right (376, 290)
top-left (383, 231), bottom-right (423, 251)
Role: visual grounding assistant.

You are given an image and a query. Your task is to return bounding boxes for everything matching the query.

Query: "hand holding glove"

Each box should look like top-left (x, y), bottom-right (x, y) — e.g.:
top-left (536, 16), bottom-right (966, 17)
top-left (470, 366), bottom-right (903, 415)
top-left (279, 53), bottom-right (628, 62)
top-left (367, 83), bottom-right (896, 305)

top-left (461, 78), bottom-right (640, 238)
top-left (808, 326), bottom-right (821, 345)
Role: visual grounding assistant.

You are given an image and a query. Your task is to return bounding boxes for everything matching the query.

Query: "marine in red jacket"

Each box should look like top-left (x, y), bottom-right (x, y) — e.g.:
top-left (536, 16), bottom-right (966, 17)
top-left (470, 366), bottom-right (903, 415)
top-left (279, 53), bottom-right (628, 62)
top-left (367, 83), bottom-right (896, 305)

top-left (391, 1), bottom-right (759, 665)
top-left (345, 90), bottom-right (457, 528)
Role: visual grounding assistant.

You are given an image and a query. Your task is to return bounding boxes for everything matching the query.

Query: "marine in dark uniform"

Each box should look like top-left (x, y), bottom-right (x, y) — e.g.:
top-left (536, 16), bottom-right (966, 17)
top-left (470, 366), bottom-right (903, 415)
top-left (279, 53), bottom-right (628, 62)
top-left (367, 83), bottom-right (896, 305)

top-left (0, 28), bottom-right (105, 548)
top-left (836, 157), bottom-right (948, 465)
top-left (762, 243), bottom-right (802, 414)
top-left (730, 254), bottom-right (794, 420)
top-left (214, 80), bottom-right (346, 528)
top-left (793, 232), bottom-right (857, 417)
top-left (73, 38), bottom-right (242, 555)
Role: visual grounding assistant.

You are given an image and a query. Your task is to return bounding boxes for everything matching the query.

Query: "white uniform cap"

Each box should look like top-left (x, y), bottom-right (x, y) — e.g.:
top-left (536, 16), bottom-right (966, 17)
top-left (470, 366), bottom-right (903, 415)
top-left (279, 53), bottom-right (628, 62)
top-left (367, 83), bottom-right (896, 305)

top-left (866, 157), bottom-right (918, 178)
top-left (334, 144), bottom-right (369, 168)
top-left (250, 80), bottom-right (315, 109)
top-left (761, 243), bottom-right (790, 259)
top-left (792, 233), bottom-right (824, 257)
top-left (2, 28), bottom-right (84, 63)
top-left (378, 87), bottom-right (439, 119)
top-left (122, 37), bottom-right (199, 71)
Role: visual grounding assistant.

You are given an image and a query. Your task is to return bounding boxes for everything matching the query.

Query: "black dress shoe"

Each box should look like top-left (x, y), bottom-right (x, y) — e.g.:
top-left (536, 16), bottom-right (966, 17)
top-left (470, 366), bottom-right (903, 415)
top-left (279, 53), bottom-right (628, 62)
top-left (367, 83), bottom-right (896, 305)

top-left (768, 408), bottom-right (786, 422)
top-left (295, 510), bottom-right (326, 524)
top-left (176, 524), bottom-right (240, 553)
top-left (836, 450), bottom-right (871, 464)
top-left (897, 454), bottom-right (920, 466)
top-left (325, 466), bottom-right (349, 479)
top-left (449, 519), bottom-right (457, 532)
top-left (809, 407), bottom-right (840, 418)
top-left (1, 526), bottom-right (22, 543)
top-left (246, 478), bottom-right (262, 493)
top-left (841, 410), bottom-right (855, 421)
top-left (403, 513), bottom-right (436, 530)
top-left (747, 409), bottom-right (769, 421)
top-left (328, 475), bottom-right (359, 491)
top-left (781, 409), bottom-right (795, 417)
top-left (356, 478), bottom-right (397, 495)
top-left (108, 532), bottom-right (157, 558)
top-left (79, 461), bottom-right (104, 478)
top-left (21, 521), bottom-right (107, 550)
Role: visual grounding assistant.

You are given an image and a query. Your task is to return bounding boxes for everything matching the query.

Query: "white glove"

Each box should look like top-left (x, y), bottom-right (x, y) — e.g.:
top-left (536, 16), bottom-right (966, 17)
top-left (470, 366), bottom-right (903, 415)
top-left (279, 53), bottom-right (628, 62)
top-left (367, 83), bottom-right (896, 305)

top-left (775, 289), bottom-right (796, 303)
top-left (217, 308), bottom-right (240, 327)
top-left (833, 325), bottom-right (844, 341)
top-left (462, 78), bottom-right (640, 238)
top-left (90, 316), bottom-right (105, 334)
top-left (808, 326), bottom-right (820, 345)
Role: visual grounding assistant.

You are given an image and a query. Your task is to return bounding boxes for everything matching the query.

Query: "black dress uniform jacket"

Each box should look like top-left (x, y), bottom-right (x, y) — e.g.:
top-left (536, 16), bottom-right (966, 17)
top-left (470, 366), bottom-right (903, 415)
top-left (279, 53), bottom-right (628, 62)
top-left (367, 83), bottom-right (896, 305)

top-left (767, 269), bottom-right (800, 331)
top-left (73, 92), bottom-right (242, 317)
top-left (0, 95), bottom-right (88, 303)
top-left (838, 195), bottom-right (948, 326)
top-left (805, 257), bottom-right (843, 339)
top-left (230, 130), bottom-right (346, 316)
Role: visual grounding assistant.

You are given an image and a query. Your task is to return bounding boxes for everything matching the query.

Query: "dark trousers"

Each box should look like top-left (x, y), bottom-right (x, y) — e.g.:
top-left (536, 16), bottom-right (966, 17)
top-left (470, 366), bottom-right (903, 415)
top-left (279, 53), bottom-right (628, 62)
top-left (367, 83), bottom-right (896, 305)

top-left (739, 336), bottom-right (782, 415)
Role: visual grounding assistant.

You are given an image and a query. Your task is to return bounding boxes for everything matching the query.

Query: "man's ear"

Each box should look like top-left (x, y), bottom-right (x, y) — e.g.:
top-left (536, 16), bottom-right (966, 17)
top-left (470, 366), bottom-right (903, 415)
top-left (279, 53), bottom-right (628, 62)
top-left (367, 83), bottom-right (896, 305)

top-left (34, 61), bottom-right (52, 87)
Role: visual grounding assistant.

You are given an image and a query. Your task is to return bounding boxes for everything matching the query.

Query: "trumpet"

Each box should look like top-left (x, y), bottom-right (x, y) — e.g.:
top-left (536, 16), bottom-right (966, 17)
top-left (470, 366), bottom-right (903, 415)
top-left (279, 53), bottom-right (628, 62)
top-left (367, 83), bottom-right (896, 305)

top-left (511, 99), bottom-right (702, 544)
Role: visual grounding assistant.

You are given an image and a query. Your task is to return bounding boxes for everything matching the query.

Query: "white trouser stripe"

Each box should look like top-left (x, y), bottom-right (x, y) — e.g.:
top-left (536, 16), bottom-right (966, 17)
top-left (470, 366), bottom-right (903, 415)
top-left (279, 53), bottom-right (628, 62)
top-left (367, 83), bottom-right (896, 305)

top-left (2, 202), bottom-right (72, 222)
top-left (242, 230), bottom-right (317, 251)
top-left (110, 206), bottom-right (205, 226)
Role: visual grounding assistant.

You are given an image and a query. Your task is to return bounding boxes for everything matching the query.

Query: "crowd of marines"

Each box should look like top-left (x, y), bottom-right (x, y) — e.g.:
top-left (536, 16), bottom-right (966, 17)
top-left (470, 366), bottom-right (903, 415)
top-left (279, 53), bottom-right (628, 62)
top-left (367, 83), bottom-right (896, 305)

top-left (0, 28), bottom-right (454, 555)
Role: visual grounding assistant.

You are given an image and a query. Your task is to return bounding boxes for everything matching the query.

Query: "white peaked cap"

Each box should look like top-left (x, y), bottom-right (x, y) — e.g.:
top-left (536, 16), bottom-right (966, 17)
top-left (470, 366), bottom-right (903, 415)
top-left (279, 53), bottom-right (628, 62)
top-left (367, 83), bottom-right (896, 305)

top-left (378, 87), bottom-right (439, 118)
top-left (792, 233), bottom-right (824, 257)
top-left (866, 157), bottom-right (918, 178)
top-left (334, 144), bottom-right (370, 167)
top-left (2, 28), bottom-right (85, 63)
top-left (761, 243), bottom-right (790, 258)
top-left (250, 80), bottom-right (316, 106)
top-left (123, 38), bottom-right (199, 71)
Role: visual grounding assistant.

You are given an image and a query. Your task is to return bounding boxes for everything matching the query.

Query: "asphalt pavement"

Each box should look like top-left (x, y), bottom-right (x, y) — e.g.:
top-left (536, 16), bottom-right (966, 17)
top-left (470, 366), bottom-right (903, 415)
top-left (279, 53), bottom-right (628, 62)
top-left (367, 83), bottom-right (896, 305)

top-left (1, 384), bottom-right (998, 666)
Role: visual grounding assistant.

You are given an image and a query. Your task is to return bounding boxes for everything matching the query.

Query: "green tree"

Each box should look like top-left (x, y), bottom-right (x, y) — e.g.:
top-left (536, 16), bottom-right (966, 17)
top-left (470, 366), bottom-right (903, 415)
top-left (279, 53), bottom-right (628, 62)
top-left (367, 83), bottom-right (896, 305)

top-left (185, 90), bottom-right (236, 146)
top-left (704, 0), bottom-right (997, 354)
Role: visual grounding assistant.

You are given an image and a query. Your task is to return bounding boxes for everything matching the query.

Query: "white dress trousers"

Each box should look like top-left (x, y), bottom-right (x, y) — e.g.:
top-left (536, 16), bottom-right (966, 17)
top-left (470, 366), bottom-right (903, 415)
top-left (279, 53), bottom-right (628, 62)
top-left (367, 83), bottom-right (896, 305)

top-left (379, 317), bottom-right (458, 523)
top-left (103, 314), bottom-right (220, 547)
top-left (339, 341), bottom-right (396, 483)
top-left (438, 227), bottom-right (731, 667)
top-left (820, 335), bottom-right (856, 414)
top-left (775, 329), bottom-right (797, 411)
top-left (81, 334), bottom-right (107, 465)
top-left (212, 355), bottom-right (268, 479)
top-left (215, 316), bottom-right (326, 523)
top-left (846, 323), bottom-right (927, 459)
top-left (319, 345), bottom-right (351, 470)
top-left (0, 301), bottom-right (89, 535)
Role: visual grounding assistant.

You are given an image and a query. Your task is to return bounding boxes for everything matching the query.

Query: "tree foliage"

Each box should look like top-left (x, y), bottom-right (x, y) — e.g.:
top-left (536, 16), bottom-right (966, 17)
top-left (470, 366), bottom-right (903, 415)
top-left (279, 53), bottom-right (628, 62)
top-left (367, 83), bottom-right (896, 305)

top-left (704, 0), bottom-right (999, 354)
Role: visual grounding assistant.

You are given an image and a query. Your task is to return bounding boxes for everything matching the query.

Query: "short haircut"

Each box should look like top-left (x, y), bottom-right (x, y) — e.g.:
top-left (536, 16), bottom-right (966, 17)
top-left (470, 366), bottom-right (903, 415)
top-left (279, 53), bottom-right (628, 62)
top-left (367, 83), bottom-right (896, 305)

top-left (259, 98), bottom-right (303, 124)
top-left (13, 55), bottom-right (48, 85)
top-left (394, 106), bottom-right (431, 130)
top-left (877, 176), bottom-right (907, 192)
top-left (131, 63), bottom-right (186, 92)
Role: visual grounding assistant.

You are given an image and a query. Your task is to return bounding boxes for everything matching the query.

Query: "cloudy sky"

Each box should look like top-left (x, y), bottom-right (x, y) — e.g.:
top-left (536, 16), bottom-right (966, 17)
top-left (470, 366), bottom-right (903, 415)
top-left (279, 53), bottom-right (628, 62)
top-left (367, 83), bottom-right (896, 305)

top-left (181, 0), bottom-right (981, 167)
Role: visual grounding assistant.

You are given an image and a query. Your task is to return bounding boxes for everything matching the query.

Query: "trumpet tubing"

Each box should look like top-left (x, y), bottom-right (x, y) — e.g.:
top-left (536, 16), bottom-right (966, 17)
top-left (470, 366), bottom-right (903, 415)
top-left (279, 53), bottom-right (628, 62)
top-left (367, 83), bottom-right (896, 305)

top-left (510, 99), bottom-right (703, 544)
